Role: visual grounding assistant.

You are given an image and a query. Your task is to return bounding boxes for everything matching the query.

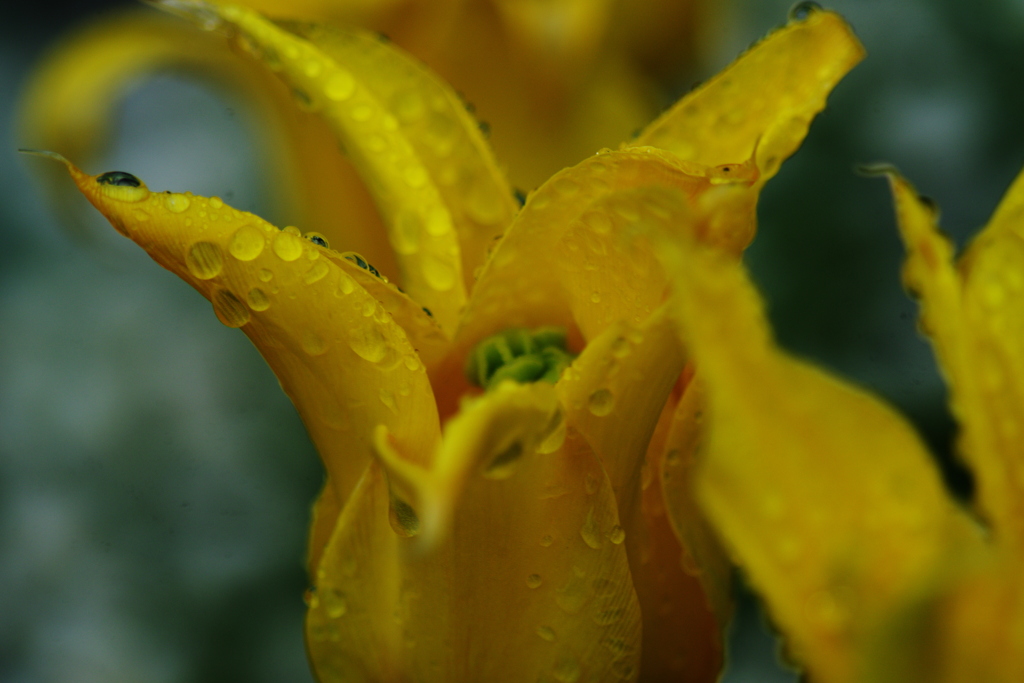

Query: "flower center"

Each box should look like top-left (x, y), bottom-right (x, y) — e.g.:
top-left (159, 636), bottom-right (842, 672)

top-left (465, 327), bottom-right (576, 390)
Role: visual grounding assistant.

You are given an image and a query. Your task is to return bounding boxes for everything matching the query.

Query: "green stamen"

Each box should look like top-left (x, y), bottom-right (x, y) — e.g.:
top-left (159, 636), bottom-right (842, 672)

top-left (466, 326), bottom-right (576, 390)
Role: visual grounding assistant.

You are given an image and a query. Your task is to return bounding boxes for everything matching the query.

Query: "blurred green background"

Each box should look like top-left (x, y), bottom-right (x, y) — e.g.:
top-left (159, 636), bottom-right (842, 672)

top-left (2, 1), bottom-right (1022, 681)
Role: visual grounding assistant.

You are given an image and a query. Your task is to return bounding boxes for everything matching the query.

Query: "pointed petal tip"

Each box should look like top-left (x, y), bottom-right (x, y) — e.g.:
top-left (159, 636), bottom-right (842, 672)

top-left (144, 0), bottom-right (224, 31)
top-left (18, 148), bottom-right (72, 167)
top-left (855, 162), bottom-right (901, 179)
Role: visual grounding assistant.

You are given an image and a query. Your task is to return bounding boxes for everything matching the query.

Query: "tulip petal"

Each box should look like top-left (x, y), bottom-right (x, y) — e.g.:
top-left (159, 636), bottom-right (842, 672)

top-left (888, 168), bottom-right (1024, 548)
top-left (373, 380), bottom-right (564, 547)
top-left (557, 306), bottom-right (726, 681)
top-left (58, 158), bottom-right (440, 521)
top-left (635, 384), bottom-right (726, 682)
top-left (18, 9), bottom-right (395, 271)
top-left (661, 236), bottom-right (982, 682)
top-left (308, 431), bottom-right (642, 682)
top-left (278, 19), bottom-right (519, 289)
top-left (630, 7), bottom-right (865, 187)
top-left (165, 2), bottom-right (512, 334)
top-left (658, 375), bottom-right (733, 627)
top-left (430, 148), bottom-right (750, 417)
top-left (862, 556), bottom-right (1023, 683)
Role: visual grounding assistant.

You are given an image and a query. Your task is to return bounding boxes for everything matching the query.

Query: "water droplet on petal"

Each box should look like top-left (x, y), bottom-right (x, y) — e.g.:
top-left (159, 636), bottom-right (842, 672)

top-left (788, 1), bottom-right (822, 21)
top-left (247, 288), bottom-right (271, 311)
top-left (536, 626), bottom-right (556, 642)
top-left (526, 574), bottom-right (542, 589)
top-left (593, 607), bottom-right (625, 626)
top-left (272, 231), bottom-right (304, 261)
top-left (302, 331), bottom-right (328, 356)
top-left (324, 70), bottom-right (355, 101)
top-left (422, 255), bottom-right (456, 291)
top-left (348, 326), bottom-right (388, 362)
top-left (304, 261), bottom-right (330, 284)
top-left (165, 193), bottom-right (191, 213)
top-left (587, 388), bottom-right (615, 417)
top-left (186, 242), bottom-right (224, 280)
top-left (229, 224), bottom-right (266, 261)
top-left (540, 534), bottom-right (554, 547)
top-left (258, 268), bottom-right (274, 282)
top-left (323, 588), bottom-right (348, 618)
top-left (210, 197), bottom-right (224, 210)
top-left (552, 657), bottom-right (581, 682)
top-left (212, 289), bottom-right (250, 327)
top-left (609, 525), bottom-right (625, 545)
top-left (379, 388), bottom-right (398, 414)
top-left (336, 272), bottom-right (355, 295)
top-left (580, 507), bottom-right (603, 549)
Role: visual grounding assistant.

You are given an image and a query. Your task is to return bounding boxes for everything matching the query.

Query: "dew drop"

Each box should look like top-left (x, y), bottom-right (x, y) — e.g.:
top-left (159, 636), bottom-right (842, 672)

top-left (609, 525), bottom-right (625, 545)
top-left (590, 292), bottom-right (601, 304)
top-left (552, 657), bottom-right (581, 682)
top-left (593, 607), bottom-right (625, 626)
top-left (612, 660), bottom-right (636, 681)
top-left (323, 588), bottom-right (348, 618)
top-left (610, 337), bottom-right (630, 358)
top-left (304, 60), bottom-right (322, 78)
top-left (788, 1), bottom-right (822, 21)
top-left (403, 355), bottom-right (420, 372)
top-left (379, 388), bottom-right (398, 414)
top-left (302, 331), bottom-right (328, 356)
top-left (229, 224), bottom-right (266, 261)
top-left (336, 271), bottom-right (355, 295)
top-left (540, 534), bottom-right (554, 547)
top-left (186, 242), bottom-right (224, 280)
top-left (350, 103), bottom-right (373, 122)
top-left (584, 211), bottom-right (612, 235)
top-left (392, 210), bottom-right (422, 255)
top-left (580, 507), bottom-right (603, 550)
top-left (304, 261), bottom-right (330, 284)
top-left (165, 193), bottom-right (191, 213)
top-left (587, 388), bottom-right (615, 417)
top-left (526, 574), bottom-right (542, 589)
top-left (209, 197), bottom-right (224, 210)
top-left (404, 166), bottom-right (428, 188)
top-left (424, 206), bottom-right (452, 236)
top-left (247, 288), bottom-right (271, 311)
top-left (272, 230), bottom-right (304, 261)
top-left (324, 70), bottom-right (356, 101)
top-left (536, 626), bottom-right (556, 642)
top-left (348, 326), bottom-right (388, 362)
top-left (389, 498), bottom-right (420, 537)
top-left (422, 255), bottom-right (457, 291)
top-left (258, 268), bottom-right (274, 282)
top-left (212, 289), bottom-right (250, 327)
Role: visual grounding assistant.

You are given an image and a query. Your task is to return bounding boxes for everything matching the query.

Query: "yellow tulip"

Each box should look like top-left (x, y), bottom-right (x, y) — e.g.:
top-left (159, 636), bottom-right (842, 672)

top-left (659, 143), bottom-right (1024, 680)
top-left (21, 2), bottom-right (862, 680)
